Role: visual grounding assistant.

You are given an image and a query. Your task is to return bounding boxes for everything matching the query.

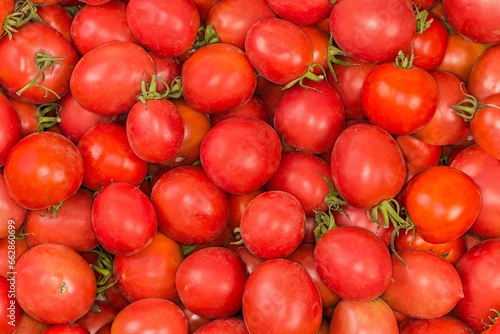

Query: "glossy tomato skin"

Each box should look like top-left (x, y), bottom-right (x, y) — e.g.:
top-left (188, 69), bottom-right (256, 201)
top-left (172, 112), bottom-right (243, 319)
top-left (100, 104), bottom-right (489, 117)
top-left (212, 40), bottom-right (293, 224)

top-left (314, 226), bottom-right (392, 302)
top-left (245, 18), bottom-right (313, 85)
top-left (330, 124), bottom-right (406, 210)
top-left (240, 191), bottom-right (306, 260)
top-left (194, 317), bottom-right (248, 334)
top-left (15, 244), bottom-right (97, 324)
top-left (274, 80), bottom-right (345, 154)
top-left (242, 259), bottom-right (322, 334)
top-left (200, 116), bottom-right (281, 195)
top-left (382, 249), bottom-right (464, 319)
top-left (443, 0), bottom-right (500, 45)
top-left (75, 300), bottom-right (118, 334)
top-left (210, 95), bottom-right (270, 126)
top-left (0, 276), bottom-right (20, 334)
top-left (4, 132), bottom-right (83, 210)
top-left (454, 239), bottom-right (500, 333)
top-left (77, 123), bottom-right (148, 191)
top-left (7, 97), bottom-right (38, 138)
top-left (404, 166), bottom-right (481, 244)
top-left (267, 0), bottom-right (333, 25)
top-left (468, 46), bottom-right (500, 101)
top-left (395, 135), bottom-right (441, 180)
top-left (149, 54), bottom-right (181, 91)
top-left (36, 4), bottom-right (73, 43)
top-left (175, 247), bottom-right (248, 318)
top-left (151, 166), bottom-right (229, 245)
top-left (413, 13), bottom-right (448, 71)
top-left (0, 0), bottom-right (14, 36)
top-left (329, 299), bottom-right (399, 334)
top-left (70, 42), bottom-right (155, 115)
top-left (111, 298), bottom-right (188, 334)
top-left (114, 231), bottom-right (183, 303)
top-left (43, 324), bottom-right (90, 334)
top-left (471, 94), bottom-right (500, 160)
top-left (399, 316), bottom-right (474, 334)
top-left (301, 26), bottom-right (329, 74)
top-left (361, 62), bottom-right (438, 135)
top-left (179, 303), bottom-right (211, 333)
top-left (0, 94), bottom-right (21, 167)
top-left (182, 43), bottom-right (256, 114)
top-left (451, 145), bottom-right (500, 239)
top-left (0, 22), bottom-right (78, 104)
top-left (0, 235), bottom-right (29, 278)
top-left (223, 235), bottom-right (264, 275)
top-left (14, 313), bottom-right (50, 334)
top-left (227, 187), bottom-right (265, 230)
top-left (92, 182), bottom-right (157, 256)
top-left (329, 0), bottom-right (416, 63)
top-left (126, 0), bottom-right (199, 57)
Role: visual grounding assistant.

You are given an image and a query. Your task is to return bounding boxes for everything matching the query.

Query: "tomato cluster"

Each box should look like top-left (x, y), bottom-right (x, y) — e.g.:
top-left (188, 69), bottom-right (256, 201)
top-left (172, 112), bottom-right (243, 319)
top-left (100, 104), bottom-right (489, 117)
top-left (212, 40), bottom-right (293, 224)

top-left (1, 0), bottom-right (500, 333)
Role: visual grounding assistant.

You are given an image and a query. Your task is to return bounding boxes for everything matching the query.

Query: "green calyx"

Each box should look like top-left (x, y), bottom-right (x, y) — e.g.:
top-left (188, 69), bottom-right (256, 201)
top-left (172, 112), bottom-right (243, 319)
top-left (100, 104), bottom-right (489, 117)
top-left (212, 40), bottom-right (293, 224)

top-left (452, 83), bottom-right (500, 121)
top-left (137, 75), bottom-right (183, 107)
top-left (193, 24), bottom-right (219, 49)
top-left (314, 175), bottom-right (348, 242)
top-left (2, 0), bottom-right (42, 40)
top-left (284, 64), bottom-right (326, 91)
top-left (414, 4), bottom-right (433, 34)
top-left (36, 103), bottom-right (61, 133)
top-left (395, 49), bottom-right (415, 69)
top-left (89, 246), bottom-right (116, 293)
top-left (483, 309), bottom-right (500, 328)
top-left (326, 44), bottom-right (360, 85)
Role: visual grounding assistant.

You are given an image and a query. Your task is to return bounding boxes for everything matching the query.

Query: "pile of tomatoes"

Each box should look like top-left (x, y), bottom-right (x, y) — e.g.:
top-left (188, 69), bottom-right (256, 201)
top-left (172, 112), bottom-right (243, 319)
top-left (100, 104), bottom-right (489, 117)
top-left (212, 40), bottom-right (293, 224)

top-left (1, 0), bottom-right (500, 333)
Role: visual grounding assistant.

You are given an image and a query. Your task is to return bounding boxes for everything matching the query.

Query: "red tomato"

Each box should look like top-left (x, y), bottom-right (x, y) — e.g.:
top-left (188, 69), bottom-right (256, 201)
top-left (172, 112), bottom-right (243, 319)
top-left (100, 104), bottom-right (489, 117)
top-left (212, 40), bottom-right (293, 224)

top-left (200, 116), bottom-right (281, 195)
top-left (102, 278), bottom-right (130, 311)
top-left (92, 182), bottom-right (157, 256)
top-left (300, 26), bottom-right (329, 75)
top-left (330, 124), bottom-right (406, 210)
top-left (259, 83), bottom-right (286, 123)
top-left (6, 97), bottom-right (38, 138)
top-left (242, 259), bottom-right (322, 334)
top-left (267, 0), bottom-right (333, 25)
top-left (0, 276), bottom-right (20, 334)
top-left (413, 13), bottom-right (448, 71)
top-left (227, 187), bottom-right (265, 230)
top-left (175, 247), bottom-right (248, 318)
top-left (399, 316), bottom-right (474, 334)
top-left (468, 45), bottom-right (500, 101)
top-left (194, 318), bottom-right (248, 334)
top-left (329, 299), bottom-right (399, 334)
top-left (395, 135), bottom-right (441, 180)
top-left (329, 0), bottom-right (415, 63)
top-left (182, 43), bottom-right (256, 114)
top-left (210, 96), bottom-right (270, 126)
top-left (111, 298), bottom-right (188, 334)
top-left (382, 249), bottom-right (464, 319)
top-left (43, 324), bottom-right (90, 334)
top-left (36, 4), bottom-right (73, 43)
top-left (126, 0), bottom-right (199, 57)
top-left (314, 226), bottom-right (392, 302)
top-left (0, 0), bottom-right (14, 36)
top-left (179, 303), bottom-right (211, 333)
top-left (24, 189), bottom-right (98, 252)
top-left (223, 235), bottom-right (263, 275)
top-left (443, 0), bottom-right (500, 45)
top-left (15, 244), bottom-right (96, 324)
top-left (13, 313), bottom-right (50, 334)
top-left (4, 132), bottom-right (83, 210)
top-left (0, 234), bottom-right (29, 278)
top-left (151, 166), bottom-right (229, 245)
top-left (114, 231), bottom-right (183, 303)
top-left (470, 94), bottom-right (500, 160)
top-left (454, 239), bottom-right (500, 333)
top-left (0, 22), bottom-right (78, 104)
top-left (77, 123), bottom-right (148, 191)
top-left (274, 80), bottom-right (345, 154)
top-left (149, 54), bottom-right (181, 91)
top-left (191, 0), bottom-right (219, 22)
top-left (95, 324), bottom-right (111, 334)
top-left (0, 94), bottom-right (21, 167)
top-left (76, 301), bottom-right (118, 334)
top-left (70, 42), bottom-right (155, 115)
top-left (403, 166), bottom-right (482, 244)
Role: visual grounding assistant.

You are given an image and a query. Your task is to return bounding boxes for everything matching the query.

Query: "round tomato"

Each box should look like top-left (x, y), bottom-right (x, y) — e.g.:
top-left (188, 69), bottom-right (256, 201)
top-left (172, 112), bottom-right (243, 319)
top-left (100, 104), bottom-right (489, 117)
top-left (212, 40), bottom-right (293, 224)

top-left (0, 89), bottom-right (22, 167)
top-left (227, 187), bottom-right (265, 230)
top-left (399, 316), bottom-right (474, 334)
top-left (36, 4), bottom-right (73, 43)
top-left (43, 324), bottom-right (90, 334)
top-left (267, 0), bottom-right (333, 25)
top-left (468, 45), bottom-right (500, 101)
top-left (0, 0), bottom-right (14, 37)
top-left (470, 93), bottom-right (500, 160)
top-left (413, 13), bottom-right (448, 72)
top-left (194, 318), bottom-right (248, 334)
top-left (75, 300), bottom-right (118, 334)
top-left (395, 135), bottom-right (441, 180)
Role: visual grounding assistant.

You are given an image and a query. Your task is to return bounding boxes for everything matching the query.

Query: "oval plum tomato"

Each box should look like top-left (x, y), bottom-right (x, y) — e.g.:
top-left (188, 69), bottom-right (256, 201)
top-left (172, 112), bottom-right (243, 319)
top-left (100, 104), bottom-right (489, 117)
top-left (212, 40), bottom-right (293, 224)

top-left (395, 229), bottom-right (466, 266)
top-left (77, 123), bottom-right (148, 191)
top-left (58, 90), bottom-right (116, 144)
top-left (36, 4), bottom-right (73, 43)
top-left (266, 151), bottom-right (332, 216)
top-left (43, 324), bottom-right (90, 334)
top-left (111, 298), bottom-right (188, 334)
top-left (314, 226), bottom-right (392, 302)
top-left (0, 22), bottom-right (78, 104)
top-left (0, 0), bottom-right (14, 36)
top-left (239, 190), bottom-right (306, 259)
top-left (92, 182), bottom-right (157, 256)
top-left (451, 145), bottom-right (500, 239)
top-left (242, 259), bottom-right (322, 334)
top-left (329, 0), bottom-right (415, 64)
top-left (0, 94), bottom-right (21, 167)
top-left (330, 124), bottom-right (406, 210)
top-left (15, 244), bottom-right (96, 324)
top-left (4, 132), bottom-right (83, 210)
top-left (361, 57), bottom-right (438, 135)
top-left (382, 249), bottom-right (464, 319)
top-left (468, 45), bottom-right (500, 102)
top-left (404, 166), bottom-right (481, 244)
top-left (412, 72), bottom-right (469, 146)
top-left (287, 244), bottom-right (340, 309)
top-left (454, 239), bottom-right (500, 333)
top-left (329, 299), bottom-right (399, 334)
top-left (413, 12), bottom-right (448, 71)
top-left (443, 0), bottom-right (500, 45)
top-left (175, 247), bottom-right (247, 318)
top-left (395, 135), bottom-right (441, 180)
top-left (126, 99), bottom-right (184, 163)
top-left (206, 0), bottom-right (276, 50)
top-left (182, 43), bottom-right (256, 114)
top-left (209, 95), bottom-right (270, 126)
top-left (194, 318), bottom-right (248, 334)
top-left (470, 93), bottom-right (500, 160)
top-left (227, 187), bottom-right (265, 230)
top-left (267, 0), bottom-right (333, 25)
top-left (126, 0), bottom-right (199, 58)
top-left (75, 300), bottom-right (118, 334)
top-left (200, 116), bottom-right (281, 195)
top-left (245, 18), bottom-right (314, 85)
top-left (70, 0), bottom-right (138, 55)
top-left (114, 231), bottom-right (183, 303)
top-left (437, 33), bottom-right (486, 83)
top-left (0, 276), bottom-right (20, 334)
top-left (274, 80), bottom-right (345, 154)
top-left (24, 189), bottom-right (98, 252)
top-left (327, 56), bottom-right (376, 120)
top-left (399, 316), bottom-right (474, 334)
top-left (151, 166), bottom-right (229, 245)
top-left (70, 41), bottom-right (155, 115)
top-left (0, 173), bottom-right (25, 239)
